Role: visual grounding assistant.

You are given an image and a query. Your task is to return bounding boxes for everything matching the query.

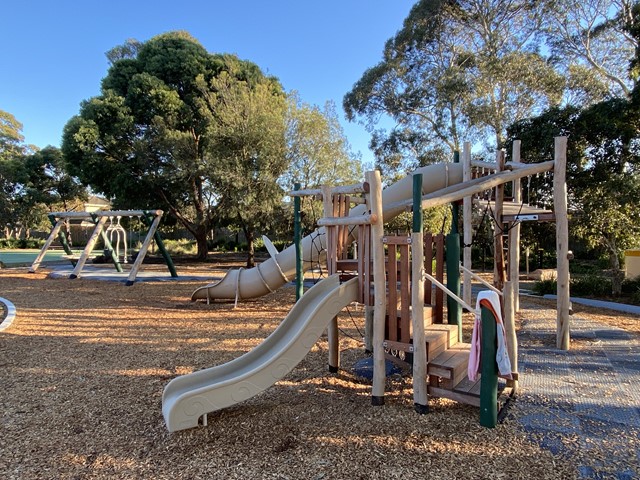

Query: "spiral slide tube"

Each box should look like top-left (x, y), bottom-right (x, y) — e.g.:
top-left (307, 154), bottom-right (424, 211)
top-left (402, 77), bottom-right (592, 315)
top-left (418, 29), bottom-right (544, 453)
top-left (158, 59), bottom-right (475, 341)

top-left (191, 163), bottom-right (463, 302)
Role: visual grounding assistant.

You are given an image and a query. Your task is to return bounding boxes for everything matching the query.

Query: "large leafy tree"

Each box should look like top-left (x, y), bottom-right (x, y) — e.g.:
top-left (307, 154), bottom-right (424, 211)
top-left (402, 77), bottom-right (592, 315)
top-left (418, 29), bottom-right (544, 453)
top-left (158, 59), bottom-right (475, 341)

top-left (542, 0), bottom-right (637, 102)
top-left (282, 95), bottom-right (363, 231)
top-left (203, 71), bottom-right (288, 267)
top-left (508, 1), bottom-right (640, 294)
top-left (62, 31), bottom-right (281, 259)
top-left (1, 111), bottom-right (85, 237)
top-left (344, 0), bottom-right (563, 175)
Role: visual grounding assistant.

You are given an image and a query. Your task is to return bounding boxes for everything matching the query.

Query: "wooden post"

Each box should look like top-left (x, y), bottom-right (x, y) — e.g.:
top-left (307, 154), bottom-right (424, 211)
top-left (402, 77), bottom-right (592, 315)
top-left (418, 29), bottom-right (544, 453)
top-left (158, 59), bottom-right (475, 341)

top-left (411, 174), bottom-right (428, 414)
top-left (503, 280), bottom-right (518, 391)
top-left (509, 140), bottom-right (521, 313)
top-left (126, 212), bottom-right (163, 284)
top-left (554, 136), bottom-right (571, 350)
top-left (479, 304), bottom-right (498, 428)
top-left (322, 186), bottom-right (340, 372)
top-left (369, 170), bottom-right (387, 406)
top-left (70, 216), bottom-right (109, 279)
top-left (294, 183), bottom-right (304, 301)
top-left (462, 142), bottom-right (473, 306)
top-left (493, 150), bottom-right (506, 291)
top-left (29, 217), bottom-right (66, 273)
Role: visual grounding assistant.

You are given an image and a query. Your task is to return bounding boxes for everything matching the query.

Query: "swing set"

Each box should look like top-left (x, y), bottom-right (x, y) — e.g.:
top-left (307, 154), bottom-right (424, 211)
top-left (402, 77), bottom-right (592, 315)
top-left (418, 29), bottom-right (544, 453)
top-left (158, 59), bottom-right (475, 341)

top-left (29, 209), bottom-right (177, 285)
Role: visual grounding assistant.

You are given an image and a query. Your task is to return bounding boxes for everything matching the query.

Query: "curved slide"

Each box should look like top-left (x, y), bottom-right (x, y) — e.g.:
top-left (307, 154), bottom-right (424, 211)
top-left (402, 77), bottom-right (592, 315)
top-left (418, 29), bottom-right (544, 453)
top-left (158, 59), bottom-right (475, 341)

top-left (192, 162), bottom-right (464, 301)
top-left (163, 274), bottom-right (359, 432)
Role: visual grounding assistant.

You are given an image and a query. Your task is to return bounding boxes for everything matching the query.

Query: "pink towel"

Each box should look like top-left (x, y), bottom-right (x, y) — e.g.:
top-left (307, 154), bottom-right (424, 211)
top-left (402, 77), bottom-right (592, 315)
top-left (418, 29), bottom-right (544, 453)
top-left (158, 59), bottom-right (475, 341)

top-left (468, 291), bottom-right (513, 382)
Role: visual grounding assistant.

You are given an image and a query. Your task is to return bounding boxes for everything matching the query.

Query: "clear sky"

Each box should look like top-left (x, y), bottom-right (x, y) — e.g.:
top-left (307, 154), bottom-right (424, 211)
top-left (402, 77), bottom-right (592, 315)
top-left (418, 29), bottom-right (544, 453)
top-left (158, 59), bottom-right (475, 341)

top-left (1, 1), bottom-right (415, 164)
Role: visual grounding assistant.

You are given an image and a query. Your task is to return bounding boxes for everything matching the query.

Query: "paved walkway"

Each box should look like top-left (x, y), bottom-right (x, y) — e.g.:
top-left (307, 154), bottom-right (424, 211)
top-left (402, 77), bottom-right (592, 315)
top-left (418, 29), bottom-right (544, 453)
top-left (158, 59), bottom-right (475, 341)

top-left (515, 304), bottom-right (640, 479)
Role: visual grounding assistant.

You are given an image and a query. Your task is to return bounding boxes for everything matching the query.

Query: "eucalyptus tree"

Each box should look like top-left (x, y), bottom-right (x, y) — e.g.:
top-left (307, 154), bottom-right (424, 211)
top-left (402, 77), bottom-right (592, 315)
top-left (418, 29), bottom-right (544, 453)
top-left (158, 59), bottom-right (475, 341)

top-left (62, 31), bottom-right (283, 259)
top-left (542, 0), bottom-right (637, 103)
top-left (282, 95), bottom-right (363, 231)
top-left (344, 0), bottom-right (563, 174)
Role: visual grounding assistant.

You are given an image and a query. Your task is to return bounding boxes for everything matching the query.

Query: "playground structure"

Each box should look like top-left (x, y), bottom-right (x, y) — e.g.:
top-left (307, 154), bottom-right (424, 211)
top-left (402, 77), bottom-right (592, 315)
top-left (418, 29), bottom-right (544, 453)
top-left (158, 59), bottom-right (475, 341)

top-left (164, 137), bottom-right (570, 432)
top-left (29, 209), bottom-right (177, 285)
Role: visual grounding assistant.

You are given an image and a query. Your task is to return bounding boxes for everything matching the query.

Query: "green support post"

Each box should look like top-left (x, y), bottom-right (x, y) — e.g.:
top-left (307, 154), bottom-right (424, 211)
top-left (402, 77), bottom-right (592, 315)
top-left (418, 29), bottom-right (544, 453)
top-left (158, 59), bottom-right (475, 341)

top-left (49, 214), bottom-right (73, 256)
top-left (142, 211), bottom-right (178, 278)
top-left (479, 304), bottom-right (498, 428)
top-left (447, 151), bottom-right (462, 336)
top-left (413, 174), bottom-right (423, 234)
top-left (294, 183), bottom-right (303, 301)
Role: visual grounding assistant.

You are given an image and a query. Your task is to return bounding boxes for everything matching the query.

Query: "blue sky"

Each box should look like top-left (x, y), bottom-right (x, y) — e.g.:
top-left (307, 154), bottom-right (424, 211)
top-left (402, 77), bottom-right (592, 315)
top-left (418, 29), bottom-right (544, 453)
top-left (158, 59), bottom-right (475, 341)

top-left (1, 1), bottom-right (415, 164)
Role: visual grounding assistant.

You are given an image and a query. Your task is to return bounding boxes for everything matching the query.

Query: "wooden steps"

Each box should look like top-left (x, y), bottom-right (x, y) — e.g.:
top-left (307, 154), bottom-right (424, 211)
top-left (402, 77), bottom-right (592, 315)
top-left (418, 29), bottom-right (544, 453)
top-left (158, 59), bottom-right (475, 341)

top-left (426, 340), bottom-right (481, 407)
top-left (428, 343), bottom-right (471, 387)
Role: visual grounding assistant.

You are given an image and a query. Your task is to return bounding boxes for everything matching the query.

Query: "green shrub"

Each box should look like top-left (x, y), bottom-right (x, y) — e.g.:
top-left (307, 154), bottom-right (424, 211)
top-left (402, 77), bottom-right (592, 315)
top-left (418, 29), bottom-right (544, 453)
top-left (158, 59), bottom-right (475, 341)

top-left (532, 278), bottom-right (557, 296)
top-left (0, 238), bottom-right (45, 249)
top-left (162, 239), bottom-right (197, 255)
top-left (621, 277), bottom-right (640, 295)
top-left (570, 274), bottom-right (612, 297)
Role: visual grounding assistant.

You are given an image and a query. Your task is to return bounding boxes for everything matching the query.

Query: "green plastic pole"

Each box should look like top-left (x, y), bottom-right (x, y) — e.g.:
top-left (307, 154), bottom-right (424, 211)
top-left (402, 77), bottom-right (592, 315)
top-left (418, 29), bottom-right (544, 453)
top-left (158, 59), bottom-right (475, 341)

top-left (49, 214), bottom-right (73, 255)
top-left (479, 304), bottom-right (498, 428)
top-left (447, 151), bottom-right (462, 334)
top-left (142, 211), bottom-right (178, 278)
top-left (413, 174), bottom-right (423, 233)
top-left (294, 183), bottom-right (303, 301)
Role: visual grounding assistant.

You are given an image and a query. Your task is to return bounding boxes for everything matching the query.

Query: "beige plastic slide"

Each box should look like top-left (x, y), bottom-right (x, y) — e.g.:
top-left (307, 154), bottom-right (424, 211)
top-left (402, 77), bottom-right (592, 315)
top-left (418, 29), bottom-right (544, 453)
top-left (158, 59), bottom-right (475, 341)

top-left (191, 162), bottom-right (463, 301)
top-left (163, 274), bottom-right (359, 432)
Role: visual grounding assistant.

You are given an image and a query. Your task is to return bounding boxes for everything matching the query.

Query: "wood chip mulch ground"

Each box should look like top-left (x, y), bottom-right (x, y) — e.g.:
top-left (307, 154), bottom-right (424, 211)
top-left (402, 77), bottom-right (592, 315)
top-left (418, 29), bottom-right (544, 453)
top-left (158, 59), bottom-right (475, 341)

top-left (1, 263), bottom-right (635, 479)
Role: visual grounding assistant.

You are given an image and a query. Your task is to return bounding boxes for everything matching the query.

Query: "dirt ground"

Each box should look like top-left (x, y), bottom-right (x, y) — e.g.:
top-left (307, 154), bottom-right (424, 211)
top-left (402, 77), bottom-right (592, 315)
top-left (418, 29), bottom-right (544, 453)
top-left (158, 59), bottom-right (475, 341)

top-left (0, 259), bottom-right (636, 479)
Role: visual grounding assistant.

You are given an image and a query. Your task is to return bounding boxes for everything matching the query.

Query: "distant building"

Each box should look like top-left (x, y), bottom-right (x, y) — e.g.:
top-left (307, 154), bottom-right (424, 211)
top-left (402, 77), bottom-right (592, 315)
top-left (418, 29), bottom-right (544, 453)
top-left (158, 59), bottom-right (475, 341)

top-left (84, 195), bottom-right (111, 213)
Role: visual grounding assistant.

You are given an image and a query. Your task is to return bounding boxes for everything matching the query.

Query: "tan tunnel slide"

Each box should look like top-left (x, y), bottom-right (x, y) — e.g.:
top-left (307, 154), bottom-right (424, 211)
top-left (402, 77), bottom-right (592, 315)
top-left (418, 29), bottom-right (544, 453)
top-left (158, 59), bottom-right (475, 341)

top-left (163, 274), bottom-right (359, 432)
top-left (191, 162), bottom-right (464, 302)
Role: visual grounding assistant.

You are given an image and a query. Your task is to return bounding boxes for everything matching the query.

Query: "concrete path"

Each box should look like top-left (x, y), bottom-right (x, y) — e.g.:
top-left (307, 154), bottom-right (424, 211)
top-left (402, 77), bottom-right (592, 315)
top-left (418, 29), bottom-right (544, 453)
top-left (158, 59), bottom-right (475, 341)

top-left (514, 304), bottom-right (640, 479)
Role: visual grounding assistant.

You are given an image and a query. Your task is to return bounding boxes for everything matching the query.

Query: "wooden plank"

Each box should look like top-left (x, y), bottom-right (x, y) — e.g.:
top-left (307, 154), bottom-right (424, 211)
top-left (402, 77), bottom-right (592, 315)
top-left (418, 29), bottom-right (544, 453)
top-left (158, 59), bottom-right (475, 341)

top-left (357, 226), bottom-right (365, 305)
top-left (425, 324), bottom-right (459, 347)
top-left (427, 386), bottom-right (481, 408)
top-left (502, 212), bottom-right (556, 223)
top-left (435, 234), bottom-right (444, 323)
top-left (452, 376), bottom-right (482, 396)
top-left (317, 213), bottom-right (377, 227)
top-left (383, 236), bottom-right (412, 245)
top-left (387, 244), bottom-right (398, 341)
top-left (424, 233), bottom-right (433, 308)
top-left (399, 243), bottom-right (411, 344)
top-left (424, 330), bottom-right (448, 360)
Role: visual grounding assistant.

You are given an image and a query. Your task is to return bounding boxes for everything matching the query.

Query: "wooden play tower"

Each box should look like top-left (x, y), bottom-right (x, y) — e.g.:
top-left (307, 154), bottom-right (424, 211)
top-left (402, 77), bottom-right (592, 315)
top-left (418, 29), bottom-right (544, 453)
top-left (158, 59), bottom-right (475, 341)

top-left (290, 136), bottom-right (569, 426)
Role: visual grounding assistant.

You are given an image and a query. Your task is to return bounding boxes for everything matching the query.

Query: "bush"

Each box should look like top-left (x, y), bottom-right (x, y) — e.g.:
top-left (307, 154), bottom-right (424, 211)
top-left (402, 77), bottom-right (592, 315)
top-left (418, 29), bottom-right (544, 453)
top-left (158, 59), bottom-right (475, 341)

top-left (570, 274), bottom-right (612, 297)
top-left (532, 278), bottom-right (557, 296)
top-left (0, 238), bottom-right (45, 249)
top-left (162, 239), bottom-right (197, 255)
top-left (621, 277), bottom-right (640, 295)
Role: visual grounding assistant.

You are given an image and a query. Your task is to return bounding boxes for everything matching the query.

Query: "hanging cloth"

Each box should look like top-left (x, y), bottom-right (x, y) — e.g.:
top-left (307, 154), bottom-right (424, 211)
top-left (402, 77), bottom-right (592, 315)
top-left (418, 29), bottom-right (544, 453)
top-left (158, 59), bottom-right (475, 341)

top-left (468, 290), bottom-right (512, 381)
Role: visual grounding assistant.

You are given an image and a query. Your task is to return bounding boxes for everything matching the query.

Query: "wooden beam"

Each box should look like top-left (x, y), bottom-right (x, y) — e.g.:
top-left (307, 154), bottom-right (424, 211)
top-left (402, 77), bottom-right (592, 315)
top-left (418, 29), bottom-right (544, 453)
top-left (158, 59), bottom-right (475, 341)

top-left (509, 140), bottom-right (522, 313)
top-left (554, 136), bottom-right (571, 350)
top-left (369, 170), bottom-right (387, 406)
top-left (462, 142), bottom-right (473, 307)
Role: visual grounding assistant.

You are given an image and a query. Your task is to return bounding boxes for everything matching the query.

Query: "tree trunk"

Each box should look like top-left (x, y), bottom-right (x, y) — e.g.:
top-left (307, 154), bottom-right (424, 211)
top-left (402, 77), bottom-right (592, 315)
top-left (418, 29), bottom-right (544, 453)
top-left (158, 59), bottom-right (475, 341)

top-left (194, 224), bottom-right (209, 261)
top-left (610, 250), bottom-right (624, 296)
top-left (245, 229), bottom-right (255, 268)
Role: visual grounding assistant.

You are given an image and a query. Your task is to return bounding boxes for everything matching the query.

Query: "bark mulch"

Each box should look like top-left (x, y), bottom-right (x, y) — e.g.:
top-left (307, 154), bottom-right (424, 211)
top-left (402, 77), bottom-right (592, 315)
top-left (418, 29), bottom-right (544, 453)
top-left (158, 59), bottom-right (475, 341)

top-left (1, 265), bottom-right (631, 479)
